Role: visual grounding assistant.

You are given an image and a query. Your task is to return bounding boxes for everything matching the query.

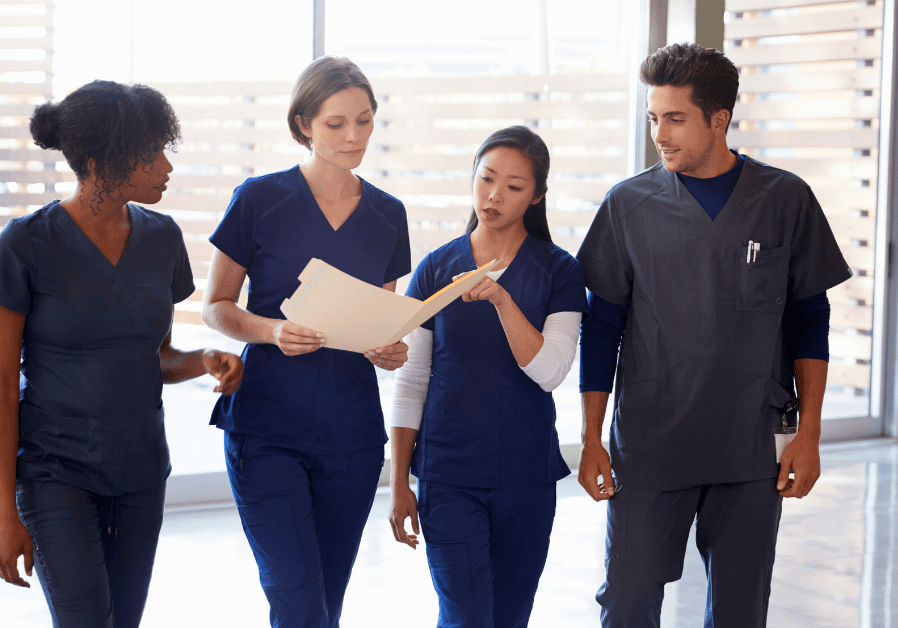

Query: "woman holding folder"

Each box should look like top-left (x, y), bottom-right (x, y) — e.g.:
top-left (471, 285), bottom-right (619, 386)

top-left (201, 56), bottom-right (410, 627)
top-left (388, 125), bottom-right (587, 627)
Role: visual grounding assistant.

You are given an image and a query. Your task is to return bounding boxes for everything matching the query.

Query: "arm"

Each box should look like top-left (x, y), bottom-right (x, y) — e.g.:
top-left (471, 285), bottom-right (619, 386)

top-left (0, 306), bottom-right (33, 588)
top-left (159, 324), bottom-right (244, 394)
top-left (388, 426), bottom-right (420, 549)
top-left (777, 358), bottom-right (826, 498)
top-left (387, 326), bottom-right (431, 549)
top-left (201, 248), bottom-right (324, 356)
top-left (519, 311), bottom-right (582, 392)
top-left (578, 291), bottom-right (626, 501)
top-left (461, 276), bottom-right (543, 366)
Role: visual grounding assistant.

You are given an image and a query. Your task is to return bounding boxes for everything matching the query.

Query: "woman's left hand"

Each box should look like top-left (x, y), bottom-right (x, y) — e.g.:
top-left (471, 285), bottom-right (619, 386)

top-left (365, 341), bottom-right (408, 371)
top-left (458, 275), bottom-right (509, 308)
top-left (202, 350), bottom-right (244, 394)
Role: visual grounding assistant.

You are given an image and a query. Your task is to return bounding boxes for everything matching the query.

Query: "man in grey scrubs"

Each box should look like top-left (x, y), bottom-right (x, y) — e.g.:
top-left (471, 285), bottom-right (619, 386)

top-left (576, 43), bottom-right (852, 626)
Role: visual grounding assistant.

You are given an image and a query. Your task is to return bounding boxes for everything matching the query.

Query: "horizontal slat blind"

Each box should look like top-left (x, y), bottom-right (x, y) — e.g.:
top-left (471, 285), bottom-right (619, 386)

top-left (725, 0), bottom-right (884, 395)
top-left (2, 72), bottom-right (630, 326)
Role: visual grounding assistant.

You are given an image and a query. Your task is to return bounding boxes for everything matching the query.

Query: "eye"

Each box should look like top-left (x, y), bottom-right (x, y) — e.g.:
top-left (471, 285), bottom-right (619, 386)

top-left (480, 175), bottom-right (493, 183)
top-left (357, 118), bottom-right (371, 126)
top-left (327, 123), bottom-right (343, 130)
top-left (671, 119), bottom-right (684, 123)
top-left (509, 186), bottom-right (523, 192)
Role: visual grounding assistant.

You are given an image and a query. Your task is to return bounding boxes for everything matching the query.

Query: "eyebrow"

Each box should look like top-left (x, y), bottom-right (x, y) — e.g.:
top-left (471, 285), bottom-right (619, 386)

top-left (324, 108), bottom-right (372, 120)
top-left (483, 165), bottom-right (527, 180)
top-left (646, 110), bottom-right (689, 118)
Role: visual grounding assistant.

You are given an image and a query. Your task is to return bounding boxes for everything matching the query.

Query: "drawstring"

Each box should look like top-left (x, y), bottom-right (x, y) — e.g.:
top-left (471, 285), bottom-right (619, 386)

top-left (106, 496), bottom-right (120, 539)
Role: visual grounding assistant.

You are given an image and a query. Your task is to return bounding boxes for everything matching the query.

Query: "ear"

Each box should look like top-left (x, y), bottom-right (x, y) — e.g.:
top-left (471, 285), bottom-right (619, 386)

top-left (712, 109), bottom-right (731, 134)
top-left (530, 192), bottom-right (545, 206)
top-left (86, 157), bottom-right (98, 178)
top-left (295, 114), bottom-right (311, 138)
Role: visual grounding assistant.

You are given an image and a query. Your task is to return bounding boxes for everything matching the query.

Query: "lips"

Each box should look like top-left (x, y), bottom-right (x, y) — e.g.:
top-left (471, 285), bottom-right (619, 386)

top-left (481, 207), bottom-right (501, 217)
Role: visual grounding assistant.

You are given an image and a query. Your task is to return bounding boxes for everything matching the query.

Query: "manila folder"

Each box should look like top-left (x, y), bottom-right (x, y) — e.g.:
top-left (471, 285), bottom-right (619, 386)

top-left (280, 258), bottom-right (497, 354)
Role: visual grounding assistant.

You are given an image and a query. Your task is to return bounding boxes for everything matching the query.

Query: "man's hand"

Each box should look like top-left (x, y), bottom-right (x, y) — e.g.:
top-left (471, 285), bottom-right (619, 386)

top-left (579, 439), bottom-right (616, 501)
top-left (777, 431), bottom-right (820, 498)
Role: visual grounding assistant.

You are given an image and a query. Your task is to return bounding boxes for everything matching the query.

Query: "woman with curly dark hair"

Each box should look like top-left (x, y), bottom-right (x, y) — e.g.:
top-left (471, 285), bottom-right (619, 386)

top-left (0, 80), bottom-right (244, 628)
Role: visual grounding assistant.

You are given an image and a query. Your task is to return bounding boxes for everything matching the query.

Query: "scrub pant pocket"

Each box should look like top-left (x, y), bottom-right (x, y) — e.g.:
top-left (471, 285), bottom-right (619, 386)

top-left (16, 477), bottom-right (166, 628)
top-left (225, 432), bottom-right (383, 628)
top-left (418, 479), bottom-right (557, 628)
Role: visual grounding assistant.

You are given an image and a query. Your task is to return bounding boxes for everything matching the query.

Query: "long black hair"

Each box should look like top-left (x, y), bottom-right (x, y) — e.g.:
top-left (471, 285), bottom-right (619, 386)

top-left (465, 125), bottom-right (552, 243)
top-left (30, 80), bottom-right (181, 190)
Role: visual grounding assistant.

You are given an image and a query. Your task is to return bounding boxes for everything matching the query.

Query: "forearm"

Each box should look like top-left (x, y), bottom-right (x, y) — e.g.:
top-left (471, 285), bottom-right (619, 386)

top-left (390, 427), bottom-right (418, 490)
top-left (794, 358), bottom-right (827, 440)
top-left (581, 390), bottom-right (610, 447)
top-left (160, 346), bottom-right (208, 384)
top-left (0, 384), bottom-right (19, 521)
top-left (202, 299), bottom-right (276, 346)
top-left (493, 296), bottom-right (544, 367)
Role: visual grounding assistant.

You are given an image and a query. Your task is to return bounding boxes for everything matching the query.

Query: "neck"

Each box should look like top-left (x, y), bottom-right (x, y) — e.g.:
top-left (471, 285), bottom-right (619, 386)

top-left (691, 145), bottom-right (738, 179)
top-left (470, 222), bottom-right (528, 270)
top-left (301, 153), bottom-right (358, 200)
top-left (62, 180), bottom-right (129, 225)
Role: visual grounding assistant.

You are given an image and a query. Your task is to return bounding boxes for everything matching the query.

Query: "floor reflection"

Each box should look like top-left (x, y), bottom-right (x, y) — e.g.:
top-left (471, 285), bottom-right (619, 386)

top-left (2, 439), bottom-right (896, 627)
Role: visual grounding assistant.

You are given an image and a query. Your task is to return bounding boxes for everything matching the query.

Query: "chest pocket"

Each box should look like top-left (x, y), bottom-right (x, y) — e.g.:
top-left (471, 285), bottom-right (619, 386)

top-left (735, 245), bottom-right (788, 313)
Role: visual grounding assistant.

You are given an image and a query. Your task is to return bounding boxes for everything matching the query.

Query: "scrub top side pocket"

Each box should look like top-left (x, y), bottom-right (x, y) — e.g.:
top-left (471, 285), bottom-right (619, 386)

top-left (735, 246), bottom-right (789, 313)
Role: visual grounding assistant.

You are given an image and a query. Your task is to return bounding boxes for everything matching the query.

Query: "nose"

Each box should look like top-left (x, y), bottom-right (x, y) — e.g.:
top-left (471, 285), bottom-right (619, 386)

top-left (488, 185), bottom-right (502, 203)
top-left (157, 151), bottom-right (173, 174)
top-left (652, 119), bottom-right (668, 144)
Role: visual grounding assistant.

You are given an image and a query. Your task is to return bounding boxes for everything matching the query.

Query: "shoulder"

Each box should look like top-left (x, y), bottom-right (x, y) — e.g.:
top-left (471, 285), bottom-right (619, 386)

top-left (1, 202), bottom-right (59, 243)
top-left (427, 234), bottom-right (469, 267)
top-left (129, 204), bottom-right (186, 241)
top-left (360, 177), bottom-right (407, 219)
top-left (741, 157), bottom-right (812, 204)
top-left (604, 162), bottom-right (671, 218)
top-left (525, 237), bottom-right (584, 279)
top-left (233, 167), bottom-right (303, 202)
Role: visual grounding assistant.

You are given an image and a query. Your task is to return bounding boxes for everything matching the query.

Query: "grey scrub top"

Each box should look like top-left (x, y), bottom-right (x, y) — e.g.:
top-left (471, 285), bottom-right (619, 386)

top-left (0, 202), bottom-right (194, 496)
top-left (577, 157), bottom-right (852, 491)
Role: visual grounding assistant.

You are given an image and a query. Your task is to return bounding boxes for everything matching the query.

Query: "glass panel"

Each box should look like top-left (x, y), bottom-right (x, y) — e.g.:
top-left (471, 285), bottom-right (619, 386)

top-left (724, 0), bottom-right (884, 421)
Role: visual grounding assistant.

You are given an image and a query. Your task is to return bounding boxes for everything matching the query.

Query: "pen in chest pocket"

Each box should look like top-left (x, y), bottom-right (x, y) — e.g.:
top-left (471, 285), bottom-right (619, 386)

top-left (746, 240), bottom-right (761, 263)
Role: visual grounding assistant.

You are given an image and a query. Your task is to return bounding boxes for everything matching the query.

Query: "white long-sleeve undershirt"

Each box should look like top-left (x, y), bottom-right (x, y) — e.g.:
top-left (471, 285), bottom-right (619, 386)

top-left (390, 269), bottom-right (582, 430)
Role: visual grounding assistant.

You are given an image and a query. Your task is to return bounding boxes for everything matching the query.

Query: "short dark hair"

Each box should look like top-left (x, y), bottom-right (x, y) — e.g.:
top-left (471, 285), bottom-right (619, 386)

top-left (29, 80), bottom-right (180, 187)
top-left (288, 56), bottom-right (378, 149)
top-left (465, 125), bottom-right (553, 243)
top-left (640, 43), bottom-right (739, 129)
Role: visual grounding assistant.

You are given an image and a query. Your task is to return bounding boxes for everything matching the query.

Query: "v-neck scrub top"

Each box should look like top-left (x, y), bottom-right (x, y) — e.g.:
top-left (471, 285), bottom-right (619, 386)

top-left (0, 201), bottom-right (195, 496)
top-left (407, 234), bottom-right (586, 488)
top-left (577, 157), bottom-right (852, 491)
top-left (208, 166), bottom-right (411, 451)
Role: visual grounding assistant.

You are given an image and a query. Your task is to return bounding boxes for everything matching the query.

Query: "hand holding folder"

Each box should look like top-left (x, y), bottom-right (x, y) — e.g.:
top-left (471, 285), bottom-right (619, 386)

top-left (281, 258), bottom-right (498, 354)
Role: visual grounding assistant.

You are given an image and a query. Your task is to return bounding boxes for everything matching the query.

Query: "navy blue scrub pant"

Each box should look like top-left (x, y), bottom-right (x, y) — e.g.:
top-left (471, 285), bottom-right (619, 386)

top-left (417, 479), bottom-right (557, 628)
top-left (225, 432), bottom-right (383, 628)
top-left (16, 477), bottom-right (166, 628)
top-left (597, 478), bottom-right (783, 628)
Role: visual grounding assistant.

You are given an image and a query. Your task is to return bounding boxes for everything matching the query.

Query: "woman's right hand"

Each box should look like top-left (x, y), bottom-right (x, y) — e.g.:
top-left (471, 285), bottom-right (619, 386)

top-left (0, 515), bottom-right (33, 588)
top-left (388, 484), bottom-right (420, 549)
top-left (270, 320), bottom-right (326, 356)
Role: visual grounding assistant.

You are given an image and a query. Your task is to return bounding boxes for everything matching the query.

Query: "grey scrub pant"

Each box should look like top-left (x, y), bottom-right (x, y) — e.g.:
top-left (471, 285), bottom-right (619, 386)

top-left (597, 478), bottom-right (783, 628)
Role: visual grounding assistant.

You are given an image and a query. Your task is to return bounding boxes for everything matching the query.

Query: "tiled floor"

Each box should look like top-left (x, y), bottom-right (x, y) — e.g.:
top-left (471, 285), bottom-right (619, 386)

top-left (3, 439), bottom-right (897, 627)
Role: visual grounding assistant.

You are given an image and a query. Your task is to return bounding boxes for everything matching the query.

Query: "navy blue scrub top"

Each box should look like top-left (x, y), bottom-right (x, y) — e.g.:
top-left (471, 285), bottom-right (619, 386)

top-left (407, 234), bottom-right (587, 488)
top-left (209, 166), bottom-right (411, 451)
top-left (0, 202), bottom-right (195, 496)
top-left (576, 157), bottom-right (852, 491)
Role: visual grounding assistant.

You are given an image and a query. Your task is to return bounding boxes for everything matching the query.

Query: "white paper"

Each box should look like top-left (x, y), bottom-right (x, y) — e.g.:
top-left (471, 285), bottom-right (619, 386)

top-left (280, 258), bottom-right (497, 353)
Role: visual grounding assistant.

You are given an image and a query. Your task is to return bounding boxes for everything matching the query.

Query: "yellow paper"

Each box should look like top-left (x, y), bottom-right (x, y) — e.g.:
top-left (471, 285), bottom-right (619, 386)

top-left (280, 258), bottom-right (497, 353)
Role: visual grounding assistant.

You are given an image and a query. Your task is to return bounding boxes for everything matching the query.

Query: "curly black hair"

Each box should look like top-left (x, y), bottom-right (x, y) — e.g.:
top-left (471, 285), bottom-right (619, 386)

top-left (29, 80), bottom-right (181, 190)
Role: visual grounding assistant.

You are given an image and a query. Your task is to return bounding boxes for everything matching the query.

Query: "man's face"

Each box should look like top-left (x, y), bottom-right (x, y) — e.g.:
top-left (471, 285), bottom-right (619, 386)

top-left (647, 84), bottom-right (723, 179)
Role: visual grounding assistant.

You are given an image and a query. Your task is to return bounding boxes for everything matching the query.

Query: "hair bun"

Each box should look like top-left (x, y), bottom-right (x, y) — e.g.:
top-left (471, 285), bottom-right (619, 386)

top-left (29, 101), bottom-right (62, 150)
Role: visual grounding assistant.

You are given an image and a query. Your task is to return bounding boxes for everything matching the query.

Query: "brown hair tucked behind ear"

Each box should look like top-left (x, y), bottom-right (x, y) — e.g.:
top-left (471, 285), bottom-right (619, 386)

top-left (640, 42), bottom-right (739, 131)
top-left (288, 56), bottom-right (377, 148)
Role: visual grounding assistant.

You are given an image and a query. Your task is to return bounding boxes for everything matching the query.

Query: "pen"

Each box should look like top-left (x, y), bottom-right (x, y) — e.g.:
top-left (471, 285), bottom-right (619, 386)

top-left (747, 240), bottom-right (753, 263)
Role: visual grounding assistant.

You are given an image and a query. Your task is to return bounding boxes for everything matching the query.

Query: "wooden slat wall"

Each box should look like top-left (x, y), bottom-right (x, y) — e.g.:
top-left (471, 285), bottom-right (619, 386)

top-left (0, 1), bottom-right (55, 225)
top-left (726, 0), bottom-right (883, 393)
top-left (1, 71), bottom-right (629, 326)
